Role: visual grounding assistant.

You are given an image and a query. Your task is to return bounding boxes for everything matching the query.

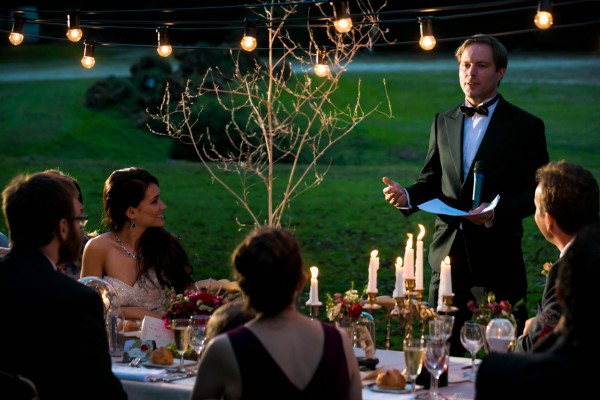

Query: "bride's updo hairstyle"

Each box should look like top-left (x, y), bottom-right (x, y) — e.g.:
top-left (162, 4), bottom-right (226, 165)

top-left (232, 227), bottom-right (304, 317)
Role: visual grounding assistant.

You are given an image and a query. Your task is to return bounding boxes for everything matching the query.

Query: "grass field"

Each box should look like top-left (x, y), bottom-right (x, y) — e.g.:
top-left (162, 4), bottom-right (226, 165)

top-left (1, 44), bottom-right (599, 344)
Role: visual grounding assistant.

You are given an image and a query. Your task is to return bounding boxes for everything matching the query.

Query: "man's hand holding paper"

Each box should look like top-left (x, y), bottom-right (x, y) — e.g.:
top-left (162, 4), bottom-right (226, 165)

top-left (417, 194), bottom-right (500, 224)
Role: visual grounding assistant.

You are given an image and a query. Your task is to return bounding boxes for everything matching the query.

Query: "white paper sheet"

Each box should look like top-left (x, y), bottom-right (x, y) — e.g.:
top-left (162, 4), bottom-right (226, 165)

top-left (417, 195), bottom-right (500, 216)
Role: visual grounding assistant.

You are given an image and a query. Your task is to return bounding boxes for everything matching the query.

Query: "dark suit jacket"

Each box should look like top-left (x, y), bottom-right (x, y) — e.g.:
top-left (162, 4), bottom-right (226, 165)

top-left (0, 247), bottom-right (127, 400)
top-left (475, 334), bottom-right (578, 399)
top-left (516, 259), bottom-right (561, 352)
top-left (404, 95), bottom-right (549, 309)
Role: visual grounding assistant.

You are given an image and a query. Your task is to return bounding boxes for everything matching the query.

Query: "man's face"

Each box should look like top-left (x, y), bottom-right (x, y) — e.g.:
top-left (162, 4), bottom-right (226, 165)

top-left (58, 198), bottom-right (84, 264)
top-left (458, 43), bottom-right (505, 106)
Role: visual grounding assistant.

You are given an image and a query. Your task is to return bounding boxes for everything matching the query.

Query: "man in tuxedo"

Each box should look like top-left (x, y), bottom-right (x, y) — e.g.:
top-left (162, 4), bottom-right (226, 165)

top-left (475, 222), bottom-right (600, 399)
top-left (382, 35), bottom-right (549, 355)
top-left (516, 161), bottom-right (599, 352)
top-left (0, 172), bottom-right (127, 399)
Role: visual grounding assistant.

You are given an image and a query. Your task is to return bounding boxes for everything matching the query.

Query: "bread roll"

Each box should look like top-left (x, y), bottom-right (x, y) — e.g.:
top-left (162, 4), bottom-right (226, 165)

top-left (150, 348), bottom-right (174, 365)
top-left (376, 368), bottom-right (406, 388)
top-left (123, 320), bottom-right (140, 332)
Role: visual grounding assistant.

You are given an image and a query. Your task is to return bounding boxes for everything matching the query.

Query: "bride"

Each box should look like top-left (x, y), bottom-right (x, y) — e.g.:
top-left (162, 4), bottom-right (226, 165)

top-left (81, 167), bottom-right (195, 320)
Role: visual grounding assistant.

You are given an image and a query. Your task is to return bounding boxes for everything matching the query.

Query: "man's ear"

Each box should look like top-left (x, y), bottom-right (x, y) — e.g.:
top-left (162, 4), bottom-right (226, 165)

top-left (544, 212), bottom-right (555, 234)
top-left (58, 218), bottom-right (70, 241)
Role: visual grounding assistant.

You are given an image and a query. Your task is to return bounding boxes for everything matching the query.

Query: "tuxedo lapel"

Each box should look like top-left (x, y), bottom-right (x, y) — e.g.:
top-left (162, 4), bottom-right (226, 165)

top-left (442, 107), bottom-right (464, 185)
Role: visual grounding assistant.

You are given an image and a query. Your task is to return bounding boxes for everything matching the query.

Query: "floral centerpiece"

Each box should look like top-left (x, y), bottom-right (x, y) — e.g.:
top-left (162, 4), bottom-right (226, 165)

top-left (325, 283), bottom-right (364, 324)
top-left (466, 291), bottom-right (522, 327)
top-left (162, 288), bottom-right (224, 329)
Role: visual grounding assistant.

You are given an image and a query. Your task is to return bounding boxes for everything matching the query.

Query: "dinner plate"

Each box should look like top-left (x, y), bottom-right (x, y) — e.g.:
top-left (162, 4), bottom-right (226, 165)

top-left (366, 383), bottom-right (423, 394)
top-left (141, 359), bottom-right (196, 369)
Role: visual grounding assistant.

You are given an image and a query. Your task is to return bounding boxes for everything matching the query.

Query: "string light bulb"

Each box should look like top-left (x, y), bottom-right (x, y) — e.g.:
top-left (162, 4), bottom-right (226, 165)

top-left (81, 40), bottom-right (96, 69)
top-left (9, 14), bottom-right (26, 46)
top-left (314, 47), bottom-right (330, 78)
top-left (156, 27), bottom-right (172, 57)
top-left (241, 19), bottom-right (257, 52)
top-left (66, 10), bottom-right (83, 42)
top-left (332, 1), bottom-right (352, 34)
top-left (418, 17), bottom-right (436, 51)
top-left (534, 0), bottom-right (553, 30)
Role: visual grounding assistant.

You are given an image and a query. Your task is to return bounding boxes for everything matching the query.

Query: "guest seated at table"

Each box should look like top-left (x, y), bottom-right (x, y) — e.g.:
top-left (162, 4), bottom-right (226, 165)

top-left (516, 160), bottom-right (599, 352)
top-left (0, 231), bottom-right (9, 256)
top-left (0, 171), bottom-right (127, 399)
top-left (81, 167), bottom-right (194, 320)
top-left (475, 222), bottom-right (599, 399)
top-left (205, 300), bottom-right (256, 343)
top-left (191, 227), bottom-right (362, 400)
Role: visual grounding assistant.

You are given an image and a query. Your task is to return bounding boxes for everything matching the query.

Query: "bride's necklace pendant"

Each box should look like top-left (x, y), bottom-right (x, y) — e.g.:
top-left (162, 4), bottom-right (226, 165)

top-left (115, 234), bottom-right (142, 260)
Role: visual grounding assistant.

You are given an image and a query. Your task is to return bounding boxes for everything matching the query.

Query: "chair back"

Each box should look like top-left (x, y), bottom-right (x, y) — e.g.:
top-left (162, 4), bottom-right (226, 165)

top-left (0, 370), bottom-right (40, 400)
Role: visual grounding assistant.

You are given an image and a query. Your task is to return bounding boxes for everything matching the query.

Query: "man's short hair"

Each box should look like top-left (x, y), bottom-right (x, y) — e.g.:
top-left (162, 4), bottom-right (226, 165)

top-left (2, 172), bottom-right (77, 248)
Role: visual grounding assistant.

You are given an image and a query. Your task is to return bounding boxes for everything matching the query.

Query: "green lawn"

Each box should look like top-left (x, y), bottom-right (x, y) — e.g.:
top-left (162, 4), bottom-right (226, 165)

top-left (1, 44), bottom-right (599, 349)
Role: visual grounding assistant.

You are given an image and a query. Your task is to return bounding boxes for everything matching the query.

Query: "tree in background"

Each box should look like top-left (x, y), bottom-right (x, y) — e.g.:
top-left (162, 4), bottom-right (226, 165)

top-left (147, 0), bottom-right (392, 227)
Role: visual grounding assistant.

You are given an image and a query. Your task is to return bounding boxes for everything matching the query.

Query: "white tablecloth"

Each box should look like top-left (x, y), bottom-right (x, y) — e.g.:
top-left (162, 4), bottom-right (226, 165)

top-left (114, 349), bottom-right (475, 400)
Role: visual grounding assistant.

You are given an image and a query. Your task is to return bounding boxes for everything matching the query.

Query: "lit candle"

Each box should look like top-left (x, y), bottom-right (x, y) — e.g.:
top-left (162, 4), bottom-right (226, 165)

top-left (367, 249), bottom-right (379, 293)
top-left (393, 257), bottom-right (404, 298)
top-left (437, 256), bottom-right (453, 310)
top-left (437, 259), bottom-right (446, 310)
top-left (443, 256), bottom-right (452, 295)
top-left (306, 266), bottom-right (322, 306)
top-left (403, 234), bottom-right (414, 280)
top-left (416, 224), bottom-right (425, 290)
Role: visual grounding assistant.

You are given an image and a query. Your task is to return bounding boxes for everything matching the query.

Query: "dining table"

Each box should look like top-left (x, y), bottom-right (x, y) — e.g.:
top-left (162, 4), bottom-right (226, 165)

top-left (112, 347), bottom-right (476, 400)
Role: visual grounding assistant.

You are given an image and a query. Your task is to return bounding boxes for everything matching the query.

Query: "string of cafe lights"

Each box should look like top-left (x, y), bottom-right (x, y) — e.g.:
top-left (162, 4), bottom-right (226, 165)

top-left (1, 0), bottom-right (598, 74)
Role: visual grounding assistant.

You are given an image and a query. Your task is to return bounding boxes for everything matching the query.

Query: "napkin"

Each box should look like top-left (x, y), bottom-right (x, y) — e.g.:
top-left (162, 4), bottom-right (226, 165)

top-left (111, 365), bottom-right (167, 382)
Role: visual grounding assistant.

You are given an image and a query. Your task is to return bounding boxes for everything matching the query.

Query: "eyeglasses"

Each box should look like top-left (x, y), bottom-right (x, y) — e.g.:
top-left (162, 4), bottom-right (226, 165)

top-left (74, 214), bottom-right (89, 228)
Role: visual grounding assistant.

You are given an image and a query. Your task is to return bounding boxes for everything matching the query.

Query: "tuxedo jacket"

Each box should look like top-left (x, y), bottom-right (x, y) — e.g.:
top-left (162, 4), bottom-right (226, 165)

top-left (0, 247), bottom-right (127, 400)
top-left (516, 259), bottom-right (561, 352)
top-left (475, 334), bottom-right (578, 399)
top-left (404, 94), bottom-right (549, 307)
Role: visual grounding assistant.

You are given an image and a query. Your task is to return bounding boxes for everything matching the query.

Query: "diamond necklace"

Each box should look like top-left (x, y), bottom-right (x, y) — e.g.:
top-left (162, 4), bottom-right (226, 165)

top-left (114, 234), bottom-right (142, 260)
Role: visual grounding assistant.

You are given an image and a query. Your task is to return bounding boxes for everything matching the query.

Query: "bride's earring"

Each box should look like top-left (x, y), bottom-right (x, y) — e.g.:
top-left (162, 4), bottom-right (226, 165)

top-left (130, 219), bottom-right (136, 228)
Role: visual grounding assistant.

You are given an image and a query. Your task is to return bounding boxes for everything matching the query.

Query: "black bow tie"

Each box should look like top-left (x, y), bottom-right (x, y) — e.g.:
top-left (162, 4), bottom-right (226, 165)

top-left (461, 95), bottom-right (499, 117)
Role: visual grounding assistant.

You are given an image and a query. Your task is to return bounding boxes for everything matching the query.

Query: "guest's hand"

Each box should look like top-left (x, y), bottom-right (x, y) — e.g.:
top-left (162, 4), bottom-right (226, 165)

top-left (382, 177), bottom-right (408, 208)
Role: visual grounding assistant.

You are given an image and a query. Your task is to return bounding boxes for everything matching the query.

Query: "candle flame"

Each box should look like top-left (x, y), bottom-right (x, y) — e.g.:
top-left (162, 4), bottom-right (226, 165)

top-left (395, 257), bottom-right (403, 267)
top-left (310, 266), bottom-right (319, 279)
top-left (444, 256), bottom-right (450, 265)
top-left (371, 249), bottom-right (378, 258)
top-left (406, 233), bottom-right (413, 248)
top-left (417, 224), bottom-right (426, 240)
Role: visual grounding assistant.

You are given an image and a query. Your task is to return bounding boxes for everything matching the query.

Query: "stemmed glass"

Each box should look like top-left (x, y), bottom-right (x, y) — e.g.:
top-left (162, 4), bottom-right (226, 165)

top-left (189, 315), bottom-right (210, 371)
top-left (485, 318), bottom-right (515, 353)
top-left (460, 321), bottom-right (483, 379)
top-left (403, 337), bottom-right (425, 396)
top-left (170, 318), bottom-right (191, 373)
top-left (438, 315), bottom-right (455, 343)
top-left (424, 338), bottom-right (449, 400)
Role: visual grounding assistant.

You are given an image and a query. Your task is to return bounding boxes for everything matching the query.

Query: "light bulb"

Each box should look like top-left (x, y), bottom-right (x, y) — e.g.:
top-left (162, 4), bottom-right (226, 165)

top-left (314, 64), bottom-right (329, 77)
top-left (9, 32), bottom-right (24, 46)
top-left (81, 56), bottom-right (95, 69)
top-left (81, 40), bottom-right (96, 69)
top-left (334, 17), bottom-right (352, 34)
top-left (157, 45), bottom-right (172, 57)
top-left (241, 36), bottom-right (257, 52)
top-left (66, 10), bottom-right (82, 42)
top-left (534, 11), bottom-right (553, 29)
top-left (67, 29), bottom-right (83, 42)
top-left (419, 35), bottom-right (436, 51)
top-left (156, 27), bottom-right (172, 57)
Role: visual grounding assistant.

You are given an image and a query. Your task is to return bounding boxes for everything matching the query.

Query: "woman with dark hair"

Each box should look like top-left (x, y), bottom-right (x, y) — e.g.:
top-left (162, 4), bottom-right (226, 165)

top-left (81, 167), bottom-right (194, 320)
top-left (191, 227), bottom-right (361, 400)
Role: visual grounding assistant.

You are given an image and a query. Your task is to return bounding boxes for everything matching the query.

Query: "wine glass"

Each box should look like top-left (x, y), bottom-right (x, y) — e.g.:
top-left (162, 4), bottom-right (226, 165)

top-left (485, 318), bottom-right (515, 353)
top-left (424, 338), bottom-right (449, 400)
top-left (189, 315), bottom-right (210, 370)
top-left (438, 315), bottom-right (455, 343)
top-left (171, 318), bottom-right (191, 373)
top-left (460, 321), bottom-right (483, 379)
top-left (403, 337), bottom-right (425, 395)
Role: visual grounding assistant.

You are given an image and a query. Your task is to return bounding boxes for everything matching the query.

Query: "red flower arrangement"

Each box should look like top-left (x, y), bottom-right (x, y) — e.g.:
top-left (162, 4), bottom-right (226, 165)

top-left (325, 283), bottom-right (364, 323)
top-left (162, 288), bottom-right (224, 329)
top-left (466, 291), bottom-right (522, 326)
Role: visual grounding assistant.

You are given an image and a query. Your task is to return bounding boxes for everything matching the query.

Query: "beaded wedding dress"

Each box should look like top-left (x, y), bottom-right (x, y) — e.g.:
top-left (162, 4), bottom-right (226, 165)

top-left (104, 271), bottom-right (167, 312)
